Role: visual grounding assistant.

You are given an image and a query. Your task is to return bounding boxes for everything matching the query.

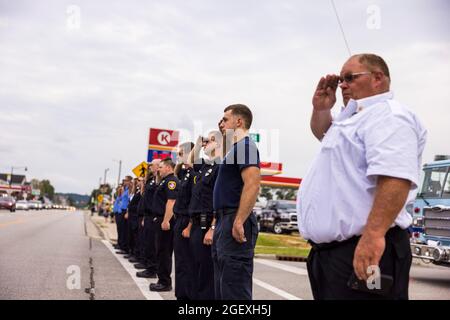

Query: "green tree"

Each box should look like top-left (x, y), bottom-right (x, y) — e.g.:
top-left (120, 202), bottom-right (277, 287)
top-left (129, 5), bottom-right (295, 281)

top-left (259, 186), bottom-right (273, 201)
top-left (39, 180), bottom-right (55, 200)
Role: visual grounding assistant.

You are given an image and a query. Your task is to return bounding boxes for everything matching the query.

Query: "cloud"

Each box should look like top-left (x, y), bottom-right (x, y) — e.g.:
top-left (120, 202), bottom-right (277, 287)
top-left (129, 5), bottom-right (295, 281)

top-left (0, 0), bottom-right (448, 193)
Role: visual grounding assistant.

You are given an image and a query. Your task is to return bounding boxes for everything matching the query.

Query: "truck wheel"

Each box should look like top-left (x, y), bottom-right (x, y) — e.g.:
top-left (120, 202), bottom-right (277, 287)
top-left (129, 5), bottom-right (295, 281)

top-left (272, 222), bottom-right (283, 234)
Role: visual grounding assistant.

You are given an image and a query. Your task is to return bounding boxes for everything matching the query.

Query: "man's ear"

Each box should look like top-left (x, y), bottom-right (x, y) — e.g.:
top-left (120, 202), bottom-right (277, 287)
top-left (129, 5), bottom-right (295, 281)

top-left (236, 117), bottom-right (243, 129)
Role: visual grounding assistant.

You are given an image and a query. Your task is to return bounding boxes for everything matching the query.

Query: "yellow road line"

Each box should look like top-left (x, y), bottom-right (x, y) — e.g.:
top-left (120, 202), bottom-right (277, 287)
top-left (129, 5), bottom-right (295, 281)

top-left (0, 219), bottom-right (26, 228)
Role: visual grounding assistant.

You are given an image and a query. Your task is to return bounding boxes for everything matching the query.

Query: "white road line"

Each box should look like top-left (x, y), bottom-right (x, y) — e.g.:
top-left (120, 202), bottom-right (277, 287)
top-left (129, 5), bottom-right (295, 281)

top-left (101, 240), bottom-right (163, 300)
top-left (255, 258), bottom-right (309, 276)
top-left (253, 278), bottom-right (302, 300)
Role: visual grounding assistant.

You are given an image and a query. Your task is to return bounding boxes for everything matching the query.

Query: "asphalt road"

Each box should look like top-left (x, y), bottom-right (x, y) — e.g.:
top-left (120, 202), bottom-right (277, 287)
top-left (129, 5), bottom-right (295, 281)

top-left (1, 209), bottom-right (449, 300)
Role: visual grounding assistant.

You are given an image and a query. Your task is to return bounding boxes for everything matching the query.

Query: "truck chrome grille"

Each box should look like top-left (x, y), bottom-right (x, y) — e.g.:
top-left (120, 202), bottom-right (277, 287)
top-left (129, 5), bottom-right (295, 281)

top-left (424, 207), bottom-right (450, 238)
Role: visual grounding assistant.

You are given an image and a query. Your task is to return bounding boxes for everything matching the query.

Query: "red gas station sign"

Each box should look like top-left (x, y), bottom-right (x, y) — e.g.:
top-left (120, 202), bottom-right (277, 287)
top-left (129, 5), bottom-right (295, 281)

top-left (148, 128), bottom-right (179, 149)
top-left (147, 128), bottom-right (179, 162)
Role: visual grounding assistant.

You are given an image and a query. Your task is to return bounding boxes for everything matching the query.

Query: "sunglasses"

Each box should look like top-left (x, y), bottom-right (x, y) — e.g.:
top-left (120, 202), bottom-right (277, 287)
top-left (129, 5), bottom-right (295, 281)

top-left (338, 71), bottom-right (372, 84)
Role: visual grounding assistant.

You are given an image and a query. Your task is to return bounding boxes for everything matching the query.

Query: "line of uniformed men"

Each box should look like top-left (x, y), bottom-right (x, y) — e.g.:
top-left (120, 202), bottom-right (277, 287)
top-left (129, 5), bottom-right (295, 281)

top-left (112, 104), bottom-right (261, 300)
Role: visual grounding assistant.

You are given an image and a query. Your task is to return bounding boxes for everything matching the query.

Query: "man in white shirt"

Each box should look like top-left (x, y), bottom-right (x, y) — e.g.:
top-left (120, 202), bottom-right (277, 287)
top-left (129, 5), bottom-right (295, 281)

top-left (298, 53), bottom-right (427, 299)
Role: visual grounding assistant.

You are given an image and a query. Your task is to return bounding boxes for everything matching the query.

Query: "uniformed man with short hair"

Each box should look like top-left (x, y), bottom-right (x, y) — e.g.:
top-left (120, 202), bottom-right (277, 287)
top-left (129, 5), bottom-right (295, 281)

top-left (150, 157), bottom-right (179, 292)
top-left (173, 141), bottom-right (195, 300)
top-left (188, 131), bottom-right (222, 300)
top-left (116, 176), bottom-right (132, 254)
top-left (213, 104), bottom-right (261, 300)
top-left (136, 159), bottom-right (160, 278)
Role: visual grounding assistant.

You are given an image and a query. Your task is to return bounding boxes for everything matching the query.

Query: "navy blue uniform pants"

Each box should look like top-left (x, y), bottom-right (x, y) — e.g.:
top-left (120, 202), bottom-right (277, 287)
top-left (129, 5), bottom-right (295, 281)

top-left (173, 215), bottom-right (193, 300)
top-left (136, 217), bottom-right (145, 261)
top-left (212, 212), bottom-right (258, 300)
top-left (127, 215), bottom-right (139, 256)
top-left (142, 215), bottom-right (158, 272)
top-left (190, 222), bottom-right (215, 300)
top-left (155, 216), bottom-right (174, 286)
top-left (116, 213), bottom-right (128, 251)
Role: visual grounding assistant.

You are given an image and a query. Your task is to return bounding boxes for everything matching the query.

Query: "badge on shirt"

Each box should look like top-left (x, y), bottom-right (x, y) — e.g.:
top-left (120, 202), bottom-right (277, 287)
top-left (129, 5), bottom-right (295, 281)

top-left (168, 181), bottom-right (177, 190)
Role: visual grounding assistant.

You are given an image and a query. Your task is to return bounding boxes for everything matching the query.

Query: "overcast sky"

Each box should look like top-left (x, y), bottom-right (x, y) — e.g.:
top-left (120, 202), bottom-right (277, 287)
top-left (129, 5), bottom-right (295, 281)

top-left (0, 0), bottom-right (449, 195)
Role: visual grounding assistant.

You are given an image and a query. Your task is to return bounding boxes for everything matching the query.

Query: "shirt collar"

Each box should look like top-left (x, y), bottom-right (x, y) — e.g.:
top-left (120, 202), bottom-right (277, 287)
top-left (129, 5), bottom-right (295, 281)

top-left (336, 91), bottom-right (393, 121)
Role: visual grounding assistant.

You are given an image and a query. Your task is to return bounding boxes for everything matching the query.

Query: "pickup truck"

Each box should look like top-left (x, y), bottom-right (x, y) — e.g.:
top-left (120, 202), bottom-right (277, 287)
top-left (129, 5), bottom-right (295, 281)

top-left (258, 200), bottom-right (298, 234)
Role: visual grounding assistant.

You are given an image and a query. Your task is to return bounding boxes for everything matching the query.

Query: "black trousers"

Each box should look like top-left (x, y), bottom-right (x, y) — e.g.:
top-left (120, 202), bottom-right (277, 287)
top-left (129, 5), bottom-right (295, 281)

top-left (173, 215), bottom-right (193, 300)
top-left (190, 221), bottom-right (215, 300)
top-left (307, 226), bottom-right (412, 300)
top-left (127, 215), bottom-right (139, 256)
top-left (142, 215), bottom-right (158, 272)
top-left (212, 212), bottom-right (258, 300)
top-left (116, 213), bottom-right (128, 251)
top-left (115, 213), bottom-right (121, 247)
top-left (136, 216), bottom-right (145, 260)
top-left (155, 216), bottom-right (174, 286)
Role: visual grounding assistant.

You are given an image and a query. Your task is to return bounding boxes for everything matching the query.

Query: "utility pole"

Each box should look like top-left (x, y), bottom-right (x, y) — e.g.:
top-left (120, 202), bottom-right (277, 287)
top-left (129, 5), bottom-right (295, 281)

top-left (103, 168), bottom-right (110, 185)
top-left (10, 166), bottom-right (27, 186)
top-left (113, 159), bottom-right (122, 187)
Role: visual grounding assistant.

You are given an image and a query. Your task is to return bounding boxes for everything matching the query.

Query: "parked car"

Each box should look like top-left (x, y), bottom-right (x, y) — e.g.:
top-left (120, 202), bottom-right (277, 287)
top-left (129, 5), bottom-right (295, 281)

top-left (259, 200), bottom-right (298, 234)
top-left (15, 200), bottom-right (30, 211)
top-left (0, 196), bottom-right (16, 212)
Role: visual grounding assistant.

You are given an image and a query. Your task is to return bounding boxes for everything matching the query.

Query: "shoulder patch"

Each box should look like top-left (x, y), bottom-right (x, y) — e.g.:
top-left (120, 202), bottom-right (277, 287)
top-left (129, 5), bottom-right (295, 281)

top-left (168, 181), bottom-right (177, 190)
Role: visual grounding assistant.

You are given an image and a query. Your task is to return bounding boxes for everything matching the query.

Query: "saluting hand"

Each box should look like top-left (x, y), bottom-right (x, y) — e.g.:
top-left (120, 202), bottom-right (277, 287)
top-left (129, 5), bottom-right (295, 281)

top-left (353, 233), bottom-right (386, 281)
top-left (232, 221), bottom-right (246, 243)
top-left (312, 74), bottom-right (339, 111)
top-left (161, 220), bottom-right (170, 231)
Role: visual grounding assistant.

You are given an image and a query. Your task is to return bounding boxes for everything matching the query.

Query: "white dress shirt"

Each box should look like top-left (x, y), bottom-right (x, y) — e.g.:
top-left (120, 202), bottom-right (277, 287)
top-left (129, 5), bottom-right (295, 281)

top-left (297, 91), bottom-right (427, 244)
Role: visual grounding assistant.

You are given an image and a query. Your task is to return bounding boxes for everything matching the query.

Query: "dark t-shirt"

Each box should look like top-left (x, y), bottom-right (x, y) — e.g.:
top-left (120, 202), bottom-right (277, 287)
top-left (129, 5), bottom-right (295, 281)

top-left (213, 136), bottom-right (260, 210)
top-left (173, 167), bottom-right (195, 216)
top-left (151, 173), bottom-right (179, 217)
top-left (189, 161), bottom-right (219, 217)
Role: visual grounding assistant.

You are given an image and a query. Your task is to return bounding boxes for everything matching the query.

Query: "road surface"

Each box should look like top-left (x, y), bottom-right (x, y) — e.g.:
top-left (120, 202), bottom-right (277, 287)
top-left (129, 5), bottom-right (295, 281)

top-left (0, 210), bottom-right (449, 300)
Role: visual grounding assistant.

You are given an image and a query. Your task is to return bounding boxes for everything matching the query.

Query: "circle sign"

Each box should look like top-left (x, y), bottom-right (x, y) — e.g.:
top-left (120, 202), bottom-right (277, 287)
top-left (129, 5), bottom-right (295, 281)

top-left (157, 131), bottom-right (171, 145)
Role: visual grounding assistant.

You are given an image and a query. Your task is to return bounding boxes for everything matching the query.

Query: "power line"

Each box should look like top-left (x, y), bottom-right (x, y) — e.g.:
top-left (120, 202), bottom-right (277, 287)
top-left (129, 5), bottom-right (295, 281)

top-left (331, 0), bottom-right (352, 56)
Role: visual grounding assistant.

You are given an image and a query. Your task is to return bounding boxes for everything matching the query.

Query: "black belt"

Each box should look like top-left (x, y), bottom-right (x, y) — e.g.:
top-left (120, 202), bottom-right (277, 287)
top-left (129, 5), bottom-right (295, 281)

top-left (192, 213), bottom-right (213, 229)
top-left (215, 208), bottom-right (238, 216)
top-left (308, 226), bottom-right (404, 251)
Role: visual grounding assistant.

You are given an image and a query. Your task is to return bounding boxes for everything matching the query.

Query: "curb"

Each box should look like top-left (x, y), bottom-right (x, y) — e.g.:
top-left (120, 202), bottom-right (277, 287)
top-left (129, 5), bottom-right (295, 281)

top-left (86, 212), bottom-right (116, 244)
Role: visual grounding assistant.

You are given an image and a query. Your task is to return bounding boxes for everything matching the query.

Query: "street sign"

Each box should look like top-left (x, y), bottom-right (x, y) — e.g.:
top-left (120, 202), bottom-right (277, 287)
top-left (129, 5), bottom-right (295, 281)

top-left (249, 133), bottom-right (260, 143)
top-left (132, 161), bottom-right (148, 178)
top-left (31, 189), bottom-right (41, 196)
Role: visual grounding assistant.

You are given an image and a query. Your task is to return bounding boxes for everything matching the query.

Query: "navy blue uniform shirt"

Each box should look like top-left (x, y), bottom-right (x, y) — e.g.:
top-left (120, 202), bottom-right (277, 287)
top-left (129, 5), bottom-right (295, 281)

top-left (152, 173), bottom-right (179, 217)
top-left (143, 177), bottom-right (158, 216)
top-left (173, 167), bottom-right (195, 216)
top-left (213, 136), bottom-right (260, 210)
top-left (189, 160), bottom-right (219, 217)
